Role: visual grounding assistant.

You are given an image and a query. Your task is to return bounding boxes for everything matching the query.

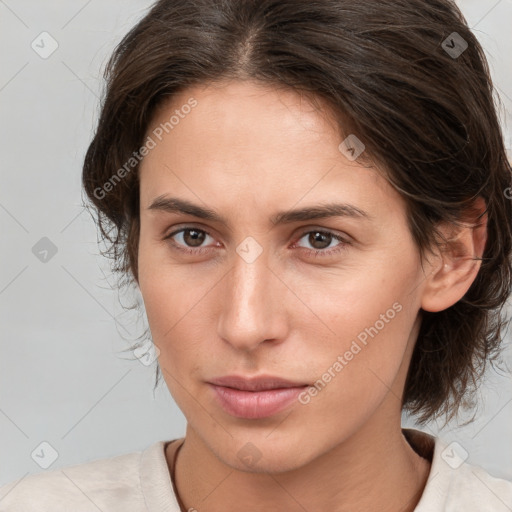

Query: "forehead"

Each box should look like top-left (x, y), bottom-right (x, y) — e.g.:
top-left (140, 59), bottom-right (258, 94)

top-left (150, 80), bottom-right (343, 156)
top-left (138, 80), bottom-right (403, 221)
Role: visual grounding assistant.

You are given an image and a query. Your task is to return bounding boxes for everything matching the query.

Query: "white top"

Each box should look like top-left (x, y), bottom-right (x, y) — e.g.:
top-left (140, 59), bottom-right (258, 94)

top-left (1, 429), bottom-right (511, 511)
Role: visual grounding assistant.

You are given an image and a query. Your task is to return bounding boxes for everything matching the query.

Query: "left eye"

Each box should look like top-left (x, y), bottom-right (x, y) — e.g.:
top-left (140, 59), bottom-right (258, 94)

top-left (163, 227), bottom-right (348, 257)
top-left (294, 230), bottom-right (348, 256)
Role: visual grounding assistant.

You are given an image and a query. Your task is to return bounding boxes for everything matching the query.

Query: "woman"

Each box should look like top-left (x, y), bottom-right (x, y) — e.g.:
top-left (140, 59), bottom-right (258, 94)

top-left (1, 0), bottom-right (511, 510)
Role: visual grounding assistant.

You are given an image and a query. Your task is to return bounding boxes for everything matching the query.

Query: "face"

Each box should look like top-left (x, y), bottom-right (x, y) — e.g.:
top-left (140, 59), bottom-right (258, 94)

top-left (137, 80), bottom-right (427, 473)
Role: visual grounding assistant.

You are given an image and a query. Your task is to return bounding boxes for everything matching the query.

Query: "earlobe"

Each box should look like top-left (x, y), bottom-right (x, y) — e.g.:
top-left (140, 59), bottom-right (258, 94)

top-left (420, 197), bottom-right (488, 313)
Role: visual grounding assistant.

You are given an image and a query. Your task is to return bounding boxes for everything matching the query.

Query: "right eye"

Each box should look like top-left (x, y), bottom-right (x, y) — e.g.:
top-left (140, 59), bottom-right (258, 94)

top-left (163, 227), bottom-right (217, 255)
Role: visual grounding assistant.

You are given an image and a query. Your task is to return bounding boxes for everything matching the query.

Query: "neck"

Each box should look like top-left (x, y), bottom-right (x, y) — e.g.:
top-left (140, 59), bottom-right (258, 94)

top-left (168, 420), bottom-right (431, 512)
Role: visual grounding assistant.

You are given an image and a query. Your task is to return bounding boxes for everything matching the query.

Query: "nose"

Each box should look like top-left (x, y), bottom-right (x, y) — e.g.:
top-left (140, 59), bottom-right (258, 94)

top-left (216, 245), bottom-right (289, 352)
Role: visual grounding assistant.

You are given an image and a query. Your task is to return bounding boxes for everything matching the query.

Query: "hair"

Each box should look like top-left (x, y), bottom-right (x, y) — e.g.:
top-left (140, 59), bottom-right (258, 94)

top-left (82, 0), bottom-right (512, 426)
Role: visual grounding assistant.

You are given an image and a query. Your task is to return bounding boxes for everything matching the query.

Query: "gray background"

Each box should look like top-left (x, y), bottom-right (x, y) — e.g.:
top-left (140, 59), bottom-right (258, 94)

top-left (1, 0), bottom-right (511, 487)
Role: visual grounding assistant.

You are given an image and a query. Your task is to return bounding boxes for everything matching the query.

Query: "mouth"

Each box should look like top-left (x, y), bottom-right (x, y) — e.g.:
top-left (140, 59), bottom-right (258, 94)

top-left (208, 374), bottom-right (309, 391)
top-left (207, 374), bottom-right (310, 419)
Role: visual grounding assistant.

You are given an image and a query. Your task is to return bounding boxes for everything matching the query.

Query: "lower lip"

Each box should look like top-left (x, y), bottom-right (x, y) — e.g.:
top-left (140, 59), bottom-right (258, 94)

top-left (209, 384), bottom-right (307, 419)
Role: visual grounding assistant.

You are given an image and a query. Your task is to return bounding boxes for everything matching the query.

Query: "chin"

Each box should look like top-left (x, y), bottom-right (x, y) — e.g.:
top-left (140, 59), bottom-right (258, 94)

top-left (211, 433), bottom-right (317, 475)
top-left (228, 451), bottom-right (310, 475)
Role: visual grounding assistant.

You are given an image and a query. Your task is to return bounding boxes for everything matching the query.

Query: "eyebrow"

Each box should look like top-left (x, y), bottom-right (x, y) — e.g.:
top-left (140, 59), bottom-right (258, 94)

top-left (147, 195), bottom-right (370, 226)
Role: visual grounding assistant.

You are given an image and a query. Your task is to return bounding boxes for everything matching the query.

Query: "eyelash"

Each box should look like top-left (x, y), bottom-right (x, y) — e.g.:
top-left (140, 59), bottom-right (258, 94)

top-left (162, 226), bottom-right (350, 258)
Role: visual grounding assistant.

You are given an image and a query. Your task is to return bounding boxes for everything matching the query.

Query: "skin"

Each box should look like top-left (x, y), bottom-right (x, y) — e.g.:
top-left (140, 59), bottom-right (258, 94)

top-left (136, 80), bottom-right (487, 512)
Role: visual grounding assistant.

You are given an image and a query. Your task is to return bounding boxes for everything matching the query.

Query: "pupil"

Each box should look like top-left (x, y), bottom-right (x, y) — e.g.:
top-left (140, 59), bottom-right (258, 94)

top-left (310, 232), bottom-right (330, 249)
top-left (185, 229), bottom-right (205, 247)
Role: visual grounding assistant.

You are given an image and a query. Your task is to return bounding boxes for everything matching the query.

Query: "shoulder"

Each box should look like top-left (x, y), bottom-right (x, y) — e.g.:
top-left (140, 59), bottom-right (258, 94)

top-left (442, 459), bottom-right (512, 511)
top-left (0, 442), bottom-right (162, 512)
top-left (413, 431), bottom-right (512, 511)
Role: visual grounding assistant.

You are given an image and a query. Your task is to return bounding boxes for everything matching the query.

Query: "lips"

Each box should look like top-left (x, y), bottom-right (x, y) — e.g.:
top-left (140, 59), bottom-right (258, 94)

top-left (207, 374), bottom-right (310, 419)
top-left (208, 374), bottom-right (309, 392)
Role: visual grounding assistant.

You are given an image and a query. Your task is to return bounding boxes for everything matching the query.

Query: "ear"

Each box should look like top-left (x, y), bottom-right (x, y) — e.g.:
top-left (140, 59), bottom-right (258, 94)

top-left (421, 197), bottom-right (488, 313)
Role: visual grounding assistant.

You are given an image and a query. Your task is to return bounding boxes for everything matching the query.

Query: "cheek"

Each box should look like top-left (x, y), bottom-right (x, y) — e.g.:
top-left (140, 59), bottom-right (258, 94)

top-left (291, 256), bottom-right (419, 406)
top-left (293, 314), bottom-right (411, 441)
top-left (138, 231), bottom-right (188, 334)
top-left (138, 272), bottom-right (206, 411)
top-left (137, 242), bottom-right (188, 362)
top-left (290, 252), bottom-right (416, 345)
top-left (140, 277), bottom-right (199, 356)
top-left (137, 240), bottom-right (217, 383)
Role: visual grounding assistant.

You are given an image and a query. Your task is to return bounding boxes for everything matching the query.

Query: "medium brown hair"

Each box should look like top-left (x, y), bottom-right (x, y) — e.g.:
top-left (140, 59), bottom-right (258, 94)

top-left (82, 0), bottom-right (512, 425)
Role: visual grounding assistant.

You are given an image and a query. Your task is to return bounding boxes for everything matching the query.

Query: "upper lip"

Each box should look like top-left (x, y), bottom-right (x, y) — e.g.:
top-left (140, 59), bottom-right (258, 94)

top-left (208, 375), bottom-right (309, 391)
